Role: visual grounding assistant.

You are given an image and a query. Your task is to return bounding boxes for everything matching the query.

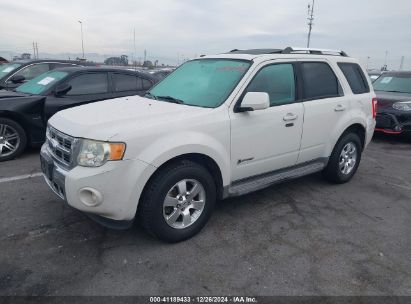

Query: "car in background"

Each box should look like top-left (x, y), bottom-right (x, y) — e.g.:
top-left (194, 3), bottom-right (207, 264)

top-left (368, 70), bottom-right (384, 82)
top-left (147, 68), bottom-right (174, 81)
top-left (0, 59), bottom-right (93, 90)
top-left (373, 71), bottom-right (411, 135)
top-left (0, 67), bottom-right (157, 161)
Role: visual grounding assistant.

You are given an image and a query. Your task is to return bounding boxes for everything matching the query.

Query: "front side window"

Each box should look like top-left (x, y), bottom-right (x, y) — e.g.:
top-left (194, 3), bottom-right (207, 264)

top-left (66, 73), bottom-right (108, 95)
top-left (149, 59), bottom-right (251, 108)
top-left (15, 70), bottom-right (68, 95)
top-left (14, 63), bottom-right (50, 80)
top-left (113, 73), bottom-right (143, 92)
top-left (301, 62), bottom-right (340, 100)
top-left (0, 63), bottom-right (21, 78)
top-left (338, 63), bottom-right (370, 94)
top-left (245, 64), bottom-right (296, 106)
top-left (373, 74), bottom-right (411, 94)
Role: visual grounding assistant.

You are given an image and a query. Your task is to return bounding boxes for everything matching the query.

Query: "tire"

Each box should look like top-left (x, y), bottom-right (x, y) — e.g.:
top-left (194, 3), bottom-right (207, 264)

top-left (322, 132), bottom-right (362, 184)
top-left (0, 118), bottom-right (27, 162)
top-left (139, 160), bottom-right (216, 242)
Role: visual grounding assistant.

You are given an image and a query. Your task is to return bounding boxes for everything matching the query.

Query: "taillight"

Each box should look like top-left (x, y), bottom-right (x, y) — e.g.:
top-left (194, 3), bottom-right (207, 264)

top-left (372, 97), bottom-right (377, 119)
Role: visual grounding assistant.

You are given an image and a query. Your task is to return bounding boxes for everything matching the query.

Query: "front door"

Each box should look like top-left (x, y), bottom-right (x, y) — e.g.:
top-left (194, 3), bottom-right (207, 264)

top-left (230, 61), bottom-right (304, 181)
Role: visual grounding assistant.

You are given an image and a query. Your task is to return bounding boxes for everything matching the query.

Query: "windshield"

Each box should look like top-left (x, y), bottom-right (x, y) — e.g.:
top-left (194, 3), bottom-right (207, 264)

top-left (16, 70), bottom-right (68, 95)
top-left (0, 63), bottom-right (21, 78)
top-left (148, 59), bottom-right (251, 108)
top-left (373, 74), bottom-right (411, 93)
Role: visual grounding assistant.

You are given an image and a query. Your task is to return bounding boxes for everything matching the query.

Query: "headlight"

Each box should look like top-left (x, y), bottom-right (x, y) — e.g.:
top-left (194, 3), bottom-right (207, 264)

top-left (77, 139), bottom-right (126, 167)
top-left (392, 101), bottom-right (411, 111)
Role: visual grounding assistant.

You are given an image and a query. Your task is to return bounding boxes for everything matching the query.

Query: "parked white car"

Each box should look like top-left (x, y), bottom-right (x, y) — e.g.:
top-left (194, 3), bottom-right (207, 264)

top-left (40, 47), bottom-right (377, 242)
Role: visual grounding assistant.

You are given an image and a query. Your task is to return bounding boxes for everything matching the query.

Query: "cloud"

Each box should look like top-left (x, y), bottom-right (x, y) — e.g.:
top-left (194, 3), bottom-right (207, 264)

top-left (0, 0), bottom-right (410, 68)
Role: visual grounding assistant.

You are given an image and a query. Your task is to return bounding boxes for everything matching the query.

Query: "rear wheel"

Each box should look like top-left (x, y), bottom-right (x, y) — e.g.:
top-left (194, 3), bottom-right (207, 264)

top-left (323, 132), bottom-right (362, 183)
top-left (0, 118), bottom-right (27, 162)
top-left (139, 160), bottom-right (216, 242)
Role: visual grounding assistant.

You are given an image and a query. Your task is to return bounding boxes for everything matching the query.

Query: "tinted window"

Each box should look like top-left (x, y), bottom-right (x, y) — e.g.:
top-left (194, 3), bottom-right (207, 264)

top-left (246, 64), bottom-right (295, 106)
top-left (113, 73), bottom-right (143, 92)
top-left (67, 73), bottom-right (108, 95)
top-left (338, 63), bottom-right (369, 94)
top-left (142, 78), bottom-right (153, 90)
top-left (14, 63), bottom-right (50, 80)
top-left (301, 62), bottom-right (340, 99)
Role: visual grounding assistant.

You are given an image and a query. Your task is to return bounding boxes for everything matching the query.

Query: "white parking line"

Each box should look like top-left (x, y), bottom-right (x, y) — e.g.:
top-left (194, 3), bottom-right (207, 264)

top-left (0, 172), bottom-right (43, 183)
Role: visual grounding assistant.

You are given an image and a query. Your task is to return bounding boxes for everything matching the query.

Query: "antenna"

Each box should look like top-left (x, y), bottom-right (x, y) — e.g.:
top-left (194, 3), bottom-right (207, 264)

top-left (307, 0), bottom-right (315, 48)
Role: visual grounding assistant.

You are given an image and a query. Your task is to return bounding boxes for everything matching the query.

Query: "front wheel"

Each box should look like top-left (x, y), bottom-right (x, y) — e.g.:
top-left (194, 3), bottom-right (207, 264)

top-left (139, 160), bottom-right (216, 242)
top-left (323, 132), bottom-right (362, 183)
top-left (0, 118), bottom-right (27, 162)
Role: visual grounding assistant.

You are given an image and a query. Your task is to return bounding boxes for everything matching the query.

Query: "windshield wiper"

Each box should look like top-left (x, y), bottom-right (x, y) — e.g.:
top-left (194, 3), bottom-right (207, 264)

top-left (156, 95), bottom-right (185, 104)
top-left (144, 92), bottom-right (158, 100)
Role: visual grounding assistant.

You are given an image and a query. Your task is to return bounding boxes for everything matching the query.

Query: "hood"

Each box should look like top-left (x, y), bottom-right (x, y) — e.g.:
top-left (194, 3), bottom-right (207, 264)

top-left (49, 95), bottom-right (214, 141)
top-left (375, 91), bottom-right (411, 110)
top-left (0, 89), bottom-right (30, 99)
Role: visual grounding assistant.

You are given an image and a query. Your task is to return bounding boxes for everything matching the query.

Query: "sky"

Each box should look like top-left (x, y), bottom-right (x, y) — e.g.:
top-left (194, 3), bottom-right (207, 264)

top-left (0, 0), bottom-right (410, 69)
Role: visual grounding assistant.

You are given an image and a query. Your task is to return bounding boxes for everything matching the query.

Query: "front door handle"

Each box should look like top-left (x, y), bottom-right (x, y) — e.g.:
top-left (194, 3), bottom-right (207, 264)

top-left (334, 104), bottom-right (346, 112)
top-left (283, 113), bottom-right (298, 121)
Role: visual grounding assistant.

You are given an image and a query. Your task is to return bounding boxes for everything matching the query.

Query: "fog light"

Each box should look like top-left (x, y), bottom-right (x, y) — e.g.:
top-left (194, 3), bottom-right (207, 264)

top-left (78, 188), bottom-right (103, 206)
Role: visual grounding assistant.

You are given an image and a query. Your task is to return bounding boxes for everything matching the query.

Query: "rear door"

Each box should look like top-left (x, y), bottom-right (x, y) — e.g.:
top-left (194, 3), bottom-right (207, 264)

top-left (297, 60), bottom-right (350, 163)
top-left (44, 72), bottom-right (112, 120)
top-left (111, 72), bottom-right (154, 98)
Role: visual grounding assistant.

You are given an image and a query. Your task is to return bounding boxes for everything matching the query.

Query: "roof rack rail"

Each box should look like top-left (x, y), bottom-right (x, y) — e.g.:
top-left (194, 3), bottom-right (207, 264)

top-left (282, 47), bottom-right (348, 57)
top-left (228, 49), bottom-right (283, 55)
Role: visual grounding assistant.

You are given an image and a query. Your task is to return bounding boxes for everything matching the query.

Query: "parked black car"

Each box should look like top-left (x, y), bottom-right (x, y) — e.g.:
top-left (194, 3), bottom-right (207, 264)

top-left (0, 59), bottom-right (92, 90)
top-left (0, 67), bottom-right (157, 161)
top-left (373, 71), bottom-right (411, 135)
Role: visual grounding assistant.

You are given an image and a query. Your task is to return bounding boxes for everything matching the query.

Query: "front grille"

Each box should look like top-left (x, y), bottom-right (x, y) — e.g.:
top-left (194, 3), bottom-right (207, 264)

top-left (46, 126), bottom-right (75, 168)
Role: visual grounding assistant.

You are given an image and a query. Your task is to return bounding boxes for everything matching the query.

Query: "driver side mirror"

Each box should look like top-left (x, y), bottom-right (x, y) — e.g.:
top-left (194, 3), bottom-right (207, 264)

top-left (9, 75), bottom-right (26, 84)
top-left (237, 92), bottom-right (270, 112)
top-left (54, 83), bottom-right (72, 97)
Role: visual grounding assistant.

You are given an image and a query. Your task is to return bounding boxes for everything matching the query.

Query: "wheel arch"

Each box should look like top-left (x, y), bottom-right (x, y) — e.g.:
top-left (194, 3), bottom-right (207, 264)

top-left (327, 122), bottom-right (366, 156)
top-left (140, 153), bottom-right (225, 203)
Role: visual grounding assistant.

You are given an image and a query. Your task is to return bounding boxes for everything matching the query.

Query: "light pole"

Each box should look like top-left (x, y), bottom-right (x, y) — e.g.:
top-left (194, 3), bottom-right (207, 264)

top-left (78, 20), bottom-right (85, 60)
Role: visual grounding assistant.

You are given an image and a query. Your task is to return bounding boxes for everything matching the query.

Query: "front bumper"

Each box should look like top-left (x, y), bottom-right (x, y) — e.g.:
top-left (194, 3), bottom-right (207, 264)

top-left (40, 143), bottom-right (157, 226)
top-left (375, 112), bottom-right (411, 135)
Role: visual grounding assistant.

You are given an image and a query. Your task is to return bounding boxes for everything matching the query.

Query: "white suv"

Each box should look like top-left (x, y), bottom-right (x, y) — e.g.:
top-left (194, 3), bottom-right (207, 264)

top-left (40, 47), bottom-right (377, 242)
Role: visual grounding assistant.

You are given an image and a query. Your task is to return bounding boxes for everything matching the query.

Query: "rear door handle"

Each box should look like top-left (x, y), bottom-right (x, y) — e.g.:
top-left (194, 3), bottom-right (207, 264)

top-left (334, 104), bottom-right (346, 112)
top-left (283, 113), bottom-right (298, 121)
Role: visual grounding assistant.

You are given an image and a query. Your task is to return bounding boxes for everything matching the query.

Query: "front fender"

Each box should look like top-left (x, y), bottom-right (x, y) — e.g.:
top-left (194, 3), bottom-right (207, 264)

top-left (134, 131), bottom-right (231, 186)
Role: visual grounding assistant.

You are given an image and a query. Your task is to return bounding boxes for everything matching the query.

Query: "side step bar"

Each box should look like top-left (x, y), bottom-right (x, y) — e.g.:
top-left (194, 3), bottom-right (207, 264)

top-left (226, 159), bottom-right (328, 197)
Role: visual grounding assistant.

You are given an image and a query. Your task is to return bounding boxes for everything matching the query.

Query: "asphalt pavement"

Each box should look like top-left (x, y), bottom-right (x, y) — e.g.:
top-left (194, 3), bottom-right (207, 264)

top-left (0, 135), bottom-right (410, 296)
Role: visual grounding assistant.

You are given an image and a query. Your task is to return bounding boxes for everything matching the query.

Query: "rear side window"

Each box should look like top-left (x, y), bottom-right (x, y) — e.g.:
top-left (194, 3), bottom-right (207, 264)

top-left (301, 62), bottom-right (341, 100)
top-left (338, 63), bottom-right (370, 94)
top-left (246, 63), bottom-right (296, 106)
top-left (67, 73), bottom-right (108, 95)
top-left (113, 73), bottom-right (143, 92)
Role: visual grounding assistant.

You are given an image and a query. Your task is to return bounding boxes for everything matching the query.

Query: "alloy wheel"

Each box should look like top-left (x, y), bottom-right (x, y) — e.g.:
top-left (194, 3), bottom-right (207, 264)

top-left (0, 124), bottom-right (20, 157)
top-left (163, 179), bottom-right (206, 229)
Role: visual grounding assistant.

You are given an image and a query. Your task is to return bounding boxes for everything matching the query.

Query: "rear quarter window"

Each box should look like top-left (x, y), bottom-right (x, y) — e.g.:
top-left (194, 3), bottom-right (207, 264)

top-left (338, 63), bottom-right (370, 94)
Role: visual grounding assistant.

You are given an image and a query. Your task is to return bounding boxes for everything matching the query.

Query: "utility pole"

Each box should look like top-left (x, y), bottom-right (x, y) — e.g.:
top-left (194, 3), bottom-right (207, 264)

top-left (366, 56), bottom-right (370, 70)
top-left (307, 0), bottom-right (315, 48)
top-left (133, 28), bottom-right (137, 70)
top-left (35, 42), bottom-right (39, 59)
top-left (144, 49), bottom-right (147, 64)
top-left (78, 20), bottom-right (85, 60)
top-left (399, 56), bottom-right (405, 71)
top-left (33, 42), bottom-right (36, 59)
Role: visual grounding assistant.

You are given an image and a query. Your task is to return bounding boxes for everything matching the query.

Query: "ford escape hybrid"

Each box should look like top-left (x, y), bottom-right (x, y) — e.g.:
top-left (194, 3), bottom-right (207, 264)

top-left (40, 47), bottom-right (376, 242)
